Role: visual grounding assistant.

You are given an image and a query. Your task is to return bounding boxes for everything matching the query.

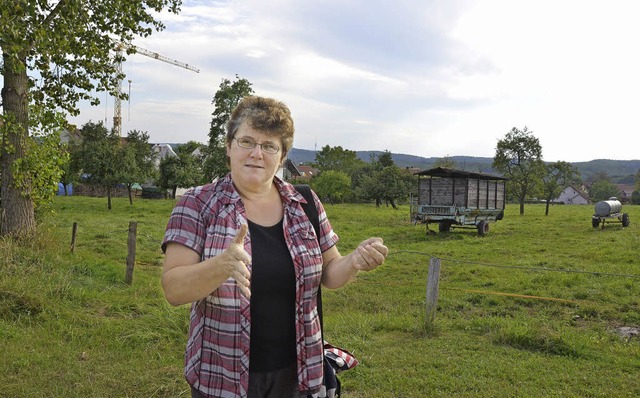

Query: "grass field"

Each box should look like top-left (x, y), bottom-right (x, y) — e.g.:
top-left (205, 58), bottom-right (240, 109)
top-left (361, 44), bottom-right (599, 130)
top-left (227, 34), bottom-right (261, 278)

top-left (1, 196), bottom-right (639, 397)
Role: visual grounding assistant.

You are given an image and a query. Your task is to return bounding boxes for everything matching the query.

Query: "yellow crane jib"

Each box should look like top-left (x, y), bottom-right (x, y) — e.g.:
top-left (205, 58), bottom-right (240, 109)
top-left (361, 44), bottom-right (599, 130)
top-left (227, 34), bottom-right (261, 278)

top-left (112, 42), bottom-right (200, 136)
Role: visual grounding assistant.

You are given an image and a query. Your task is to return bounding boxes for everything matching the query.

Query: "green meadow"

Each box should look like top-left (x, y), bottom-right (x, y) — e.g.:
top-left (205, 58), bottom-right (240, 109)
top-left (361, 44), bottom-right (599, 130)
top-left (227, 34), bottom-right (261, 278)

top-left (1, 196), bottom-right (638, 397)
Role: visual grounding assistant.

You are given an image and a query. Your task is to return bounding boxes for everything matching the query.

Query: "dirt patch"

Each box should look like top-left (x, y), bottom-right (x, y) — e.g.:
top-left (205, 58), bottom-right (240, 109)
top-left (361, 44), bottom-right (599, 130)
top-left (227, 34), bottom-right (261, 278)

top-left (613, 326), bottom-right (640, 342)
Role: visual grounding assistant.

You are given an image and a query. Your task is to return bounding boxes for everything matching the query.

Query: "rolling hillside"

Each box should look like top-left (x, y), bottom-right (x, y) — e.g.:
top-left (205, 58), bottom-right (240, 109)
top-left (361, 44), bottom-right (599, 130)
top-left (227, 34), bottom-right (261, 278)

top-left (288, 148), bottom-right (640, 182)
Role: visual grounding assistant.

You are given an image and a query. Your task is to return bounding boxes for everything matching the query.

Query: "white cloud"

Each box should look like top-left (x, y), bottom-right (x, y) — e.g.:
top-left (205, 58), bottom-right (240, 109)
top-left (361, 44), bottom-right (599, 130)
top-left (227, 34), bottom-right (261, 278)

top-left (68, 0), bottom-right (640, 162)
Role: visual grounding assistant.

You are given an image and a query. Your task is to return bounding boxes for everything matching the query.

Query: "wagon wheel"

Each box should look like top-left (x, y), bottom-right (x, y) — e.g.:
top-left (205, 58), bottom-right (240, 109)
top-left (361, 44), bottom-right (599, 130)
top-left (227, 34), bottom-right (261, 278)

top-left (438, 222), bottom-right (452, 233)
top-left (592, 218), bottom-right (600, 228)
top-left (621, 213), bottom-right (630, 227)
top-left (477, 220), bottom-right (489, 236)
top-left (425, 223), bottom-right (437, 236)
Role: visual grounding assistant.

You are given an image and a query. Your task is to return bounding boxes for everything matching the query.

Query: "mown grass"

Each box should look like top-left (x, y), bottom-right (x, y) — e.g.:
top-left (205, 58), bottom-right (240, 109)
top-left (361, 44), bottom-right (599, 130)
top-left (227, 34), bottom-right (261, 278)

top-left (1, 196), bottom-right (639, 397)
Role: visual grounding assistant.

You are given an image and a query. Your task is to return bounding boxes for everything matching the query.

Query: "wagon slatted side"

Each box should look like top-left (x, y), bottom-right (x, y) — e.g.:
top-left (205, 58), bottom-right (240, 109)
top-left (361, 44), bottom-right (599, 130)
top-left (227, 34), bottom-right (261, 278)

top-left (412, 167), bottom-right (508, 236)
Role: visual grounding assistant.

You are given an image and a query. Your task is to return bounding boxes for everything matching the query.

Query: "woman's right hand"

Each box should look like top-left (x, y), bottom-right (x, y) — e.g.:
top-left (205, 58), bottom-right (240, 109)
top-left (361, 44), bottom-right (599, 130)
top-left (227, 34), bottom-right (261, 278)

top-left (219, 223), bottom-right (252, 298)
top-left (162, 224), bottom-right (252, 305)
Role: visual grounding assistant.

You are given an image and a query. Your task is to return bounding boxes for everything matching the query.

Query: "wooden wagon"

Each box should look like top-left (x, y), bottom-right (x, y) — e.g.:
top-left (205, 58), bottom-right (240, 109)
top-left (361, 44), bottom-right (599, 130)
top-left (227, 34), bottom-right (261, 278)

top-left (410, 167), bottom-right (507, 236)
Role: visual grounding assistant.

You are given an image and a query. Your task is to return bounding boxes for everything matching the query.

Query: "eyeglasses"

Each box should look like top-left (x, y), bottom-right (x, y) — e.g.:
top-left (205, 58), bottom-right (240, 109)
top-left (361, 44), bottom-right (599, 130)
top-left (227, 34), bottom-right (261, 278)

top-left (233, 137), bottom-right (281, 154)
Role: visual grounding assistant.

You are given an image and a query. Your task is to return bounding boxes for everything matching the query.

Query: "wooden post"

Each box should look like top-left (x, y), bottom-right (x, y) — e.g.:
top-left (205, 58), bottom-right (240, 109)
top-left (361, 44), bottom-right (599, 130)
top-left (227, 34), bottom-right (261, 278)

top-left (125, 221), bottom-right (137, 285)
top-left (70, 222), bottom-right (78, 253)
top-left (425, 257), bottom-right (441, 323)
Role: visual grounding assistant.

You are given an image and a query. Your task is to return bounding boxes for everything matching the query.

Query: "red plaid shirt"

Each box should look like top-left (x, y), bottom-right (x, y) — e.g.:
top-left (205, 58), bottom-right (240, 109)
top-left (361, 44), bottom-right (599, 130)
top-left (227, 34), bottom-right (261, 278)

top-left (162, 175), bottom-right (339, 397)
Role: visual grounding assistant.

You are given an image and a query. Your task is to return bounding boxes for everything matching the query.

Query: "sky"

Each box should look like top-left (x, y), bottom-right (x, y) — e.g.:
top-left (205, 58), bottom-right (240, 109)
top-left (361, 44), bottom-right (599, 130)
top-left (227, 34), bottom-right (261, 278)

top-left (68, 0), bottom-right (640, 162)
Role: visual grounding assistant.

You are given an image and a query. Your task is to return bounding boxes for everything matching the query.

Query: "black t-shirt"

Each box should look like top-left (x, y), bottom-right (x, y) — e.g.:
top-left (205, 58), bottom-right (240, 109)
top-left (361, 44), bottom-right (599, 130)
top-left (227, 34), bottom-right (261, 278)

top-left (248, 219), bottom-right (297, 372)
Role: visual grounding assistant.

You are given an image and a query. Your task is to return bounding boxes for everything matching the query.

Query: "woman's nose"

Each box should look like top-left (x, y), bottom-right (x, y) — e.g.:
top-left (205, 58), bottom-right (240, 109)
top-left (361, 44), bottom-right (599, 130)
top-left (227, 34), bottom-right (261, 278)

top-left (249, 144), bottom-right (263, 158)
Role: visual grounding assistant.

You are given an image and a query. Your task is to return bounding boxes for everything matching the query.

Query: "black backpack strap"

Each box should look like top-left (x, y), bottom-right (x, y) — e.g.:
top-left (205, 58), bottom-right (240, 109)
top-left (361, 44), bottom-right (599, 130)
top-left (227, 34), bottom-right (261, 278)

top-left (294, 184), bottom-right (320, 238)
top-left (293, 184), bottom-right (324, 338)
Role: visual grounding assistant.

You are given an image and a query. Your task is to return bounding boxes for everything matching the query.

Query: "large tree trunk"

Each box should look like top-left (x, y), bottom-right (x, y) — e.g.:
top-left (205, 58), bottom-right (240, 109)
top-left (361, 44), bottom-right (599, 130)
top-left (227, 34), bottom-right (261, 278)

top-left (1, 52), bottom-right (36, 237)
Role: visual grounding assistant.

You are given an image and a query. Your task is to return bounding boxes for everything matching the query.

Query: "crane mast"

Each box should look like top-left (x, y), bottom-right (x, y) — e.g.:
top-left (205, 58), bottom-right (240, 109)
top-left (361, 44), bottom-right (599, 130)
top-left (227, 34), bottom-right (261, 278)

top-left (113, 43), bottom-right (200, 136)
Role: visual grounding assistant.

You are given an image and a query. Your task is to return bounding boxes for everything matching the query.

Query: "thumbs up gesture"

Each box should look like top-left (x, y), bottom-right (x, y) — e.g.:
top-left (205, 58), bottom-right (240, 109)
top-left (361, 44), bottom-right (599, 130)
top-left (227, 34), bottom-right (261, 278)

top-left (220, 224), bottom-right (252, 298)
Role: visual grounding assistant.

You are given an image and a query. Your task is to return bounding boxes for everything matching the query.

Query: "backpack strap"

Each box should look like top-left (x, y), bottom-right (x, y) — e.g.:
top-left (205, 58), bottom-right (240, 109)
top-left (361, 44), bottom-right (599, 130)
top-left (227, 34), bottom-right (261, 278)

top-left (294, 184), bottom-right (320, 238)
top-left (293, 184), bottom-right (325, 338)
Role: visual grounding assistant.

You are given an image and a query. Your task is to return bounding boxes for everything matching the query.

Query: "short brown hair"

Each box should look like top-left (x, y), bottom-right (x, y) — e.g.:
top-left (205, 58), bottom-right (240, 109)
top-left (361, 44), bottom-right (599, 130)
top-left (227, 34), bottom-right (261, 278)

top-left (226, 96), bottom-right (295, 158)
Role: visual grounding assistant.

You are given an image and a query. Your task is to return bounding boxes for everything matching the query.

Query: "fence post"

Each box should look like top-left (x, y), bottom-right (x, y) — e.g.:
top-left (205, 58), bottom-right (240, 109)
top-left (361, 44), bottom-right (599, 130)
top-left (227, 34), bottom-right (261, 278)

top-left (70, 222), bottom-right (78, 253)
top-left (425, 257), bottom-right (441, 323)
top-left (125, 221), bottom-right (137, 285)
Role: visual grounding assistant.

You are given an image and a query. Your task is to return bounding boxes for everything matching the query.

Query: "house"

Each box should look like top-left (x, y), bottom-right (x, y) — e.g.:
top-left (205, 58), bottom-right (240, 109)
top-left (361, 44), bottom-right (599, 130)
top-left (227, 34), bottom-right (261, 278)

top-left (280, 159), bottom-right (302, 181)
top-left (555, 186), bottom-right (590, 205)
top-left (59, 128), bottom-right (82, 144)
top-left (151, 143), bottom-right (178, 168)
top-left (615, 184), bottom-right (636, 204)
top-left (296, 164), bottom-right (320, 180)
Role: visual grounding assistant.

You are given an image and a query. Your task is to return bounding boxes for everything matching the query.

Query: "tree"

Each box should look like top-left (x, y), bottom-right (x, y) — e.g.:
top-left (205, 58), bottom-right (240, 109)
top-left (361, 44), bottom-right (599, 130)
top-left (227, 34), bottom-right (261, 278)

top-left (541, 161), bottom-right (580, 215)
top-left (314, 145), bottom-right (364, 176)
top-left (9, 121), bottom-right (68, 215)
top-left (633, 170), bottom-right (640, 204)
top-left (203, 75), bottom-right (254, 180)
top-left (72, 121), bottom-right (122, 209)
top-left (157, 141), bottom-right (206, 198)
top-left (492, 126), bottom-right (545, 215)
top-left (59, 142), bottom-right (80, 197)
top-left (311, 170), bottom-right (351, 204)
top-left (118, 130), bottom-right (157, 205)
top-left (375, 150), bottom-right (395, 168)
top-left (359, 166), bottom-right (416, 208)
top-left (1, 0), bottom-right (182, 236)
top-left (434, 155), bottom-right (457, 169)
top-left (358, 151), bottom-right (415, 208)
top-left (588, 173), bottom-right (619, 202)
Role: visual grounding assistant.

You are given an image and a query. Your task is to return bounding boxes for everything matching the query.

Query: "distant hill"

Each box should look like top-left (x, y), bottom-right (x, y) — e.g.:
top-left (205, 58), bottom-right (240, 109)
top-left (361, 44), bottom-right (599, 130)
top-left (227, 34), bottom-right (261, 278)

top-left (288, 148), bottom-right (640, 182)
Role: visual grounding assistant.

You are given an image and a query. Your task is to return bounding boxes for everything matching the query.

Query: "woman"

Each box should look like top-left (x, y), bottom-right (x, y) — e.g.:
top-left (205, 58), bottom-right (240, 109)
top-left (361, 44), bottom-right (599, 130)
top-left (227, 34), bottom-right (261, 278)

top-left (162, 96), bottom-right (388, 398)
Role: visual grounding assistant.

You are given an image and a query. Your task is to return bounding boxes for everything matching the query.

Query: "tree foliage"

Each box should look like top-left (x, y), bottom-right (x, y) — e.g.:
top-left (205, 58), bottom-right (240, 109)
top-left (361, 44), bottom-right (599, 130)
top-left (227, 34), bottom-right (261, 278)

top-left (434, 155), bottom-right (457, 169)
top-left (1, 0), bottom-right (182, 236)
top-left (157, 141), bottom-right (206, 198)
top-left (541, 161), bottom-right (580, 215)
top-left (71, 121), bottom-right (122, 209)
top-left (204, 75), bottom-right (254, 180)
top-left (314, 145), bottom-right (366, 180)
top-left (634, 170), bottom-right (640, 204)
top-left (359, 151), bottom-right (416, 208)
top-left (10, 123), bottom-right (68, 215)
top-left (492, 126), bottom-right (545, 215)
top-left (588, 173), bottom-right (620, 202)
top-left (311, 170), bottom-right (351, 204)
top-left (118, 130), bottom-right (157, 205)
top-left (359, 166), bottom-right (415, 208)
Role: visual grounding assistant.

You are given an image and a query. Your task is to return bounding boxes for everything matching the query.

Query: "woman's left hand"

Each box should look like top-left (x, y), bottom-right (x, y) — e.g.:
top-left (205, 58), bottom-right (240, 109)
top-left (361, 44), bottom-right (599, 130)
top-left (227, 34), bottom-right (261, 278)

top-left (352, 237), bottom-right (388, 271)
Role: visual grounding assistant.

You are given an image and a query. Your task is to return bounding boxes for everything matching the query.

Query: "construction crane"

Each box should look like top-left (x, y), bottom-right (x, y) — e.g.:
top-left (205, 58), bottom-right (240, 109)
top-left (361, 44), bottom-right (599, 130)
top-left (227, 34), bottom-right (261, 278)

top-left (113, 42), bottom-right (200, 136)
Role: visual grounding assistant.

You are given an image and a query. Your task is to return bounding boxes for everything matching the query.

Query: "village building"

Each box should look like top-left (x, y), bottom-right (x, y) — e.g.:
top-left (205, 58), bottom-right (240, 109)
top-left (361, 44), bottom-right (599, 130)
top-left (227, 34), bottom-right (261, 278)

top-left (555, 186), bottom-right (590, 205)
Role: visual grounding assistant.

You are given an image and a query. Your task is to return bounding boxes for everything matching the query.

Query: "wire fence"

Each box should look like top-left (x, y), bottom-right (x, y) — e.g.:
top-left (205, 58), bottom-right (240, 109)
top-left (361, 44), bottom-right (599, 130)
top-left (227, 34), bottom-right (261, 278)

top-left (67, 222), bottom-right (639, 319)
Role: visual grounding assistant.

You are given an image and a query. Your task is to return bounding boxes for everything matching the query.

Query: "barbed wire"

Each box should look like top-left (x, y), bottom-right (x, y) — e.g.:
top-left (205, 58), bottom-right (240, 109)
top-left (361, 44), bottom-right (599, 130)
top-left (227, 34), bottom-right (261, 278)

top-left (389, 250), bottom-right (640, 279)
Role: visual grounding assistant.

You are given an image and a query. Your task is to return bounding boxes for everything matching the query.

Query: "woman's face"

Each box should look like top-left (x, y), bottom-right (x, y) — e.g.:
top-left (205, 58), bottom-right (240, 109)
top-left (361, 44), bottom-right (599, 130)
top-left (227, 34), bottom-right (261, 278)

top-left (227, 122), bottom-right (284, 191)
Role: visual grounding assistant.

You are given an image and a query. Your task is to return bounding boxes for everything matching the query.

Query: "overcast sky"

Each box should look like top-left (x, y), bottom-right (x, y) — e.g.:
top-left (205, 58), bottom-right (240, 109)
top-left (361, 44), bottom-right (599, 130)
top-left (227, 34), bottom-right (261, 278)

top-left (69, 0), bottom-right (640, 162)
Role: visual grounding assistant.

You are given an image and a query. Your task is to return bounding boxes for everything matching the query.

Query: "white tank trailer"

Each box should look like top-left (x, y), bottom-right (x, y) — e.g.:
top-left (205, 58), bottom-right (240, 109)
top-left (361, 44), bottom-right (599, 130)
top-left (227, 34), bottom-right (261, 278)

top-left (592, 197), bottom-right (630, 228)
